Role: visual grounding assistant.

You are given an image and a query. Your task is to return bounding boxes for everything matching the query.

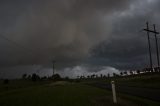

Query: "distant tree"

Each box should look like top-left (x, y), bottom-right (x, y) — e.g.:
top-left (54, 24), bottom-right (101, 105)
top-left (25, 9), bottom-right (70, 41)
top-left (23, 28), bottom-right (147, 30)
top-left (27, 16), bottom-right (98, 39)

top-left (150, 68), bottom-right (154, 73)
top-left (130, 71), bottom-right (133, 75)
top-left (64, 76), bottom-right (69, 80)
top-left (123, 71), bottom-right (128, 76)
top-left (158, 67), bottom-right (160, 72)
top-left (113, 73), bottom-right (116, 77)
top-left (80, 76), bottom-right (83, 79)
top-left (64, 77), bottom-right (73, 82)
top-left (27, 75), bottom-right (31, 80)
top-left (31, 73), bottom-right (37, 81)
top-left (22, 74), bottom-right (27, 79)
top-left (90, 75), bottom-right (93, 79)
top-left (92, 74), bottom-right (96, 78)
top-left (120, 72), bottom-right (123, 76)
top-left (87, 75), bottom-right (90, 79)
top-left (103, 75), bottom-right (107, 78)
top-left (107, 73), bottom-right (110, 78)
top-left (153, 67), bottom-right (158, 73)
top-left (53, 74), bottom-right (61, 80)
top-left (41, 76), bottom-right (47, 80)
top-left (157, 67), bottom-right (160, 72)
top-left (3, 79), bottom-right (9, 84)
top-left (136, 70), bottom-right (140, 74)
top-left (31, 73), bottom-right (40, 81)
top-left (141, 68), bottom-right (146, 73)
top-left (100, 74), bottom-right (103, 78)
top-left (95, 75), bottom-right (98, 78)
top-left (90, 74), bottom-right (95, 79)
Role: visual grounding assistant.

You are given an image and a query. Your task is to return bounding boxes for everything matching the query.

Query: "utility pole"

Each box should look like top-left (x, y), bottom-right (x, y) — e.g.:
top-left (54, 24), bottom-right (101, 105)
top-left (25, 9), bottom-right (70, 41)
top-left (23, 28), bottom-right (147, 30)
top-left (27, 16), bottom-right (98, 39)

top-left (153, 24), bottom-right (160, 67)
top-left (143, 22), bottom-right (153, 69)
top-left (52, 60), bottom-right (56, 76)
top-left (143, 22), bottom-right (160, 68)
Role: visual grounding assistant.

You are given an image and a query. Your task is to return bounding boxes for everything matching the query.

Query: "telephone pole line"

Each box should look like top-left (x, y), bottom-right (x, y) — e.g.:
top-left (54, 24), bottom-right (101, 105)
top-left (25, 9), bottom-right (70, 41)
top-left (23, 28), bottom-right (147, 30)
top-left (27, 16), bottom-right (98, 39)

top-left (143, 22), bottom-right (153, 69)
top-left (143, 22), bottom-right (160, 68)
top-left (52, 60), bottom-right (56, 76)
top-left (153, 24), bottom-right (160, 67)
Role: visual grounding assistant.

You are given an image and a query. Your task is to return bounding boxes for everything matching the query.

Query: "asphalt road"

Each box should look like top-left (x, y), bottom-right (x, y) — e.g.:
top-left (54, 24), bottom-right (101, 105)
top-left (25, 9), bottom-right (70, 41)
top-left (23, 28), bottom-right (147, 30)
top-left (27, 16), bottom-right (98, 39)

top-left (88, 82), bottom-right (160, 102)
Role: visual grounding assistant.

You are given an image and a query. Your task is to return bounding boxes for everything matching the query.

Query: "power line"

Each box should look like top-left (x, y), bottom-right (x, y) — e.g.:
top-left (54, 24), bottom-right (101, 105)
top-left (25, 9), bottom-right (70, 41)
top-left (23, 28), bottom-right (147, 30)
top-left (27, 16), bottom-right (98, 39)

top-left (0, 34), bottom-right (35, 57)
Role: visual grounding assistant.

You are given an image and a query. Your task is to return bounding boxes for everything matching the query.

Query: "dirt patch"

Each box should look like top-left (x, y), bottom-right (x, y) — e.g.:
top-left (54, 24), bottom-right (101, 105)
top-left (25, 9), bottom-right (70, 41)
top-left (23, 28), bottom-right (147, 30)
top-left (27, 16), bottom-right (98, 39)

top-left (47, 81), bottom-right (72, 86)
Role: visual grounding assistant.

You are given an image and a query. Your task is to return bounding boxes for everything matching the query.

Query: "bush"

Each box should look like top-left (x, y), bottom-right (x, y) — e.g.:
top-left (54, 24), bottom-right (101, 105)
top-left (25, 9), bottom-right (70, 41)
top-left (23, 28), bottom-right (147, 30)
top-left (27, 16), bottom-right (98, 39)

top-left (53, 74), bottom-right (61, 81)
top-left (22, 74), bottom-right (27, 79)
top-left (31, 73), bottom-right (40, 81)
top-left (3, 79), bottom-right (9, 84)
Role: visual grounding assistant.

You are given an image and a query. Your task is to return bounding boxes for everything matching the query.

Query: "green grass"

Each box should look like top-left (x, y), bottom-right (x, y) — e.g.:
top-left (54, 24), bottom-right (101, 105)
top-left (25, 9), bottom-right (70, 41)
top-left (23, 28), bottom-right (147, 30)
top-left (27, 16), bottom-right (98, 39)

top-left (0, 82), bottom-right (110, 106)
top-left (81, 73), bottom-right (160, 89)
top-left (0, 79), bottom-right (51, 92)
top-left (113, 73), bottom-right (160, 88)
top-left (0, 81), bottom-right (160, 106)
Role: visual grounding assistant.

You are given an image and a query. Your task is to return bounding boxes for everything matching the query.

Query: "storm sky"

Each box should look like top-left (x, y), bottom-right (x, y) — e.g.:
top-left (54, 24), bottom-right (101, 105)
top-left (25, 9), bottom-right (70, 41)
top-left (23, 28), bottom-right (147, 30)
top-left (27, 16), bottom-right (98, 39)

top-left (0, 0), bottom-right (160, 78)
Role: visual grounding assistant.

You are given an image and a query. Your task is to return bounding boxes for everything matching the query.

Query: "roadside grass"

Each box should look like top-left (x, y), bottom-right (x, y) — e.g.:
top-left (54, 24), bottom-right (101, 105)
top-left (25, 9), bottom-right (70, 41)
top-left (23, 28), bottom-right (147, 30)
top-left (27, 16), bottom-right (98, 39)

top-left (81, 73), bottom-right (160, 89)
top-left (0, 81), bottom-right (160, 106)
top-left (0, 82), bottom-right (112, 106)
top-left (113, 73), bottom-right (160, 88)
top-left (0, 79), bottom-right (50, 92)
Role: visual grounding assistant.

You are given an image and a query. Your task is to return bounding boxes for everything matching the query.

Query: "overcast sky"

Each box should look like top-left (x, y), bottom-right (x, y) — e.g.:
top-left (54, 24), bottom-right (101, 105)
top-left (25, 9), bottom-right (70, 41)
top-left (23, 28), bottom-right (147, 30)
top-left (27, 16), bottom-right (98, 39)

top-left (0, 0), bottom-right (160, 78)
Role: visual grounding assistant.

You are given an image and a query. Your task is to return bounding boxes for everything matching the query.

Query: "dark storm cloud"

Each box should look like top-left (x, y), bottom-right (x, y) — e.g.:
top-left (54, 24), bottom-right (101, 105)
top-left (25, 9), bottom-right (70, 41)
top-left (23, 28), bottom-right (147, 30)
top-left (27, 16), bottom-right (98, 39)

top-left (1, 0), bottom-right (160, 78)
top-left (0, 0), bottom-right (133, 66)
top-left (92, 0), bottom-right (160, 69)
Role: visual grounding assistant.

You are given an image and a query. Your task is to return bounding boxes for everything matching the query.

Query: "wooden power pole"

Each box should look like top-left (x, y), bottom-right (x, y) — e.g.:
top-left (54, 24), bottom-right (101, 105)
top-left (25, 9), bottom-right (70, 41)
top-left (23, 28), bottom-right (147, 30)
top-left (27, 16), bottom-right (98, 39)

top-left (143, 22), bottom-right (160, 68)
top-left (52, 60), bottom-right (56, 76)
top-left (143, 22), bottom-right (153, 69)
top-left (153, 24), bottom-right (160, 67)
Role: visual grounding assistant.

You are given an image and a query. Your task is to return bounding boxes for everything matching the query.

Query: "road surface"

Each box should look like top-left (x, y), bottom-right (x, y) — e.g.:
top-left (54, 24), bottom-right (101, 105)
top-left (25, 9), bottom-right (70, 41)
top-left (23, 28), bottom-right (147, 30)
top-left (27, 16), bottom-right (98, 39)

top-left (88, 82), bottom-right (160, 102)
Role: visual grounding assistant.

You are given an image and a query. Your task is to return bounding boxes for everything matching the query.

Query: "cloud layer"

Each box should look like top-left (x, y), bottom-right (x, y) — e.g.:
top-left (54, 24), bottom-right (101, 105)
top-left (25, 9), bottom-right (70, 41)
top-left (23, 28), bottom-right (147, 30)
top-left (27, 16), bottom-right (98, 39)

top-left (58, 65), bottom-right (120, 78)
top-left (0, 0), bottom-right (132, 66)
top-left (0, 0), bottom-right (160, 78)
top-left (92, 0), bottom-right (160, 69)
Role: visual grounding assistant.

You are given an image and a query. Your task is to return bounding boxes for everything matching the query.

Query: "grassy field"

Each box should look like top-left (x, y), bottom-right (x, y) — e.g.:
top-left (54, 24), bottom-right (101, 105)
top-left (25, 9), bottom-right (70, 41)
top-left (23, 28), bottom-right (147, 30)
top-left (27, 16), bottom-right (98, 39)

top-left (0, 80), bottom-right (160, 106)
top-left (81, 72), bottom-right (160, 89)
top-left (111, 72), bottom-right (160, 88)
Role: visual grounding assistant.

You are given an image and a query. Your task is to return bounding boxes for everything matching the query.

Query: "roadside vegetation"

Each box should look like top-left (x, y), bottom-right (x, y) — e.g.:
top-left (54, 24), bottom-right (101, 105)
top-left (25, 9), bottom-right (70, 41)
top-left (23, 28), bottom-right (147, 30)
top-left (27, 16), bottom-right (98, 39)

top-left (0, 81), bottom-right (160, 106)
top-left (0, 70), bottom-right (160, 106)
